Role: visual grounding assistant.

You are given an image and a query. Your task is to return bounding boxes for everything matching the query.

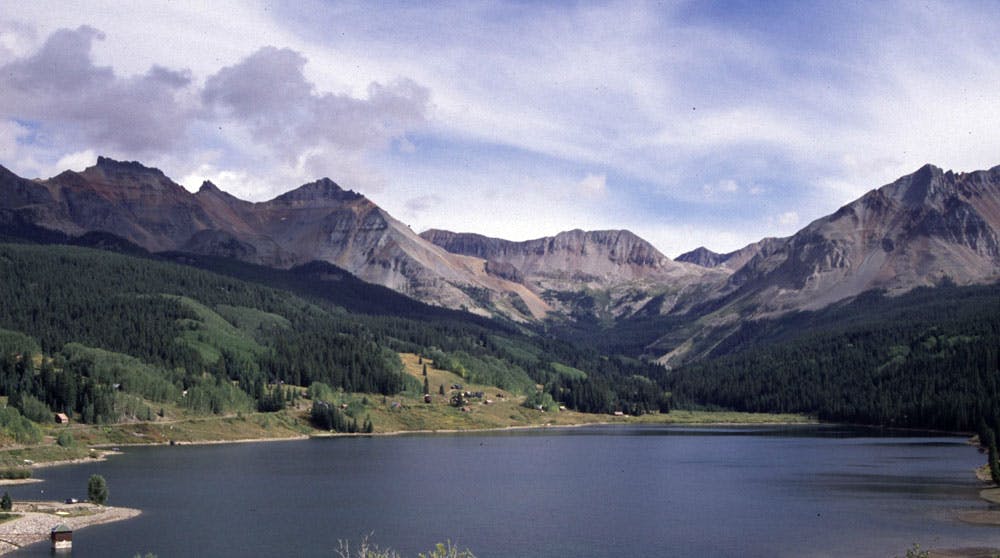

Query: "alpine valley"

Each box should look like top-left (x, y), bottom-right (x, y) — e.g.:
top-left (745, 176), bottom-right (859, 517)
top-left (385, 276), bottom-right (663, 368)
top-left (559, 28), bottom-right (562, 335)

top-left (0, 157), bottom-right (998, 441)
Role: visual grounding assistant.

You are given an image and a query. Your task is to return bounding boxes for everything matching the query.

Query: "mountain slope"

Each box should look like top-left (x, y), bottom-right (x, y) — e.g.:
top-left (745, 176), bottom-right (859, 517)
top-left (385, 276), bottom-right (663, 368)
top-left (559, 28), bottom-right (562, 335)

top-left (653, 163), bottom-right (1000, 364)
top-left (0, 158), bottom-right (548, 320)
top-left (719, 164), bottom-right (1000, 314)
top-left (677, 237), bottom-right (786, 272)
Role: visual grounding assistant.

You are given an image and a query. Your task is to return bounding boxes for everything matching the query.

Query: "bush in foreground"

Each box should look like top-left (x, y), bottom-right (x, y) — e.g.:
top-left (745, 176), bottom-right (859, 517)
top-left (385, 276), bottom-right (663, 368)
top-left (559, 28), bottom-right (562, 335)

top-left (336, 536), bottom-right (474, 558)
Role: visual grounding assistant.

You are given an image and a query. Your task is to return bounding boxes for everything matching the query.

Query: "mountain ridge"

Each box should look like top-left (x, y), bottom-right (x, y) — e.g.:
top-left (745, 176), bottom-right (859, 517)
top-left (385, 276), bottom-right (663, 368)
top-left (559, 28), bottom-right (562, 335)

top-left (2, 157), bottom-right (999, 336)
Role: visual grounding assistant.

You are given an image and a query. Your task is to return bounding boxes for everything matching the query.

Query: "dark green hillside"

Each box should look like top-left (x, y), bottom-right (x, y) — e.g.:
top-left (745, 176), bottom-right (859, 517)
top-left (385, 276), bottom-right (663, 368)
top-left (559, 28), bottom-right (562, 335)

top-left (667, 284), bottom-right (1000, 431)
top-left (0, 242), bottom-right (413, 423)
top-left (0, 242), bottom-right (671, 427)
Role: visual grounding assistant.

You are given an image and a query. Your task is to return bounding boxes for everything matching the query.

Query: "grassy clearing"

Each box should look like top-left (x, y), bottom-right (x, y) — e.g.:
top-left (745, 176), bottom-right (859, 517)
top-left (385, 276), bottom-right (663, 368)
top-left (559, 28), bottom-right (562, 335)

top-left (167, 295), bottom-right (265, 364)
top-left (0, 444), bottom-right (94, 469)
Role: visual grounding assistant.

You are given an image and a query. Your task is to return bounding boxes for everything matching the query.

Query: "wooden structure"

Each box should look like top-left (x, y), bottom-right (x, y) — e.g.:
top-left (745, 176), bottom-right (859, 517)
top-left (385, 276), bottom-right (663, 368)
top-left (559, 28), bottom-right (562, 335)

top-left (54, 413), bottom-right (70, 424)
top-left (51, 524), bottom-right (72, 550)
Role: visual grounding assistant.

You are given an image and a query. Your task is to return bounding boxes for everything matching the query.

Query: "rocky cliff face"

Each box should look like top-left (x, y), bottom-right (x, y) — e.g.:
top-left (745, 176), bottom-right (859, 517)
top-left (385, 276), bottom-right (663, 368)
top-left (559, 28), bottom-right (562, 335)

top-left (421, 228), bottom-right (724, 318)
top-left (421, 228), bottom-right (685, 284)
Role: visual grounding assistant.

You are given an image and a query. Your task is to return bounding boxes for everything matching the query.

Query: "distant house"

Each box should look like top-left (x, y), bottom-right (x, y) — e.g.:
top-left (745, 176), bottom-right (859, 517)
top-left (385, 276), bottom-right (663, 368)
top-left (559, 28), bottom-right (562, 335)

top-left (51, 524), bottom-right (72, 550)
top-left (54, 413), bottom-right (69, 424)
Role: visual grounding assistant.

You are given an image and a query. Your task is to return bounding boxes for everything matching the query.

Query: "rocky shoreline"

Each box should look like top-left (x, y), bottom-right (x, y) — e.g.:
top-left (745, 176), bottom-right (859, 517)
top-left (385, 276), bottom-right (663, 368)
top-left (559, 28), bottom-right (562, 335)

top-left (0, 501), bottom-right (140, 555)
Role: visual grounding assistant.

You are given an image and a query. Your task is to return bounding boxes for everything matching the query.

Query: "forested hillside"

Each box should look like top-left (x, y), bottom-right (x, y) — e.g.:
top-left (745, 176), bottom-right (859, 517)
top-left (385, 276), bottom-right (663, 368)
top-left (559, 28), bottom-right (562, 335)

top-left (0, 242), bottom-right (668, 432)
top-left (667, 284), bottom-right (1000, 431)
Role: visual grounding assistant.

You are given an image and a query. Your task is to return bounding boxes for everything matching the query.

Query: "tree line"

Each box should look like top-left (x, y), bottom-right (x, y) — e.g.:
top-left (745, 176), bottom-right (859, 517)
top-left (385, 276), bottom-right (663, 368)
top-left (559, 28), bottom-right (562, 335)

top-left (667, 284), bottom-right (1000, 431)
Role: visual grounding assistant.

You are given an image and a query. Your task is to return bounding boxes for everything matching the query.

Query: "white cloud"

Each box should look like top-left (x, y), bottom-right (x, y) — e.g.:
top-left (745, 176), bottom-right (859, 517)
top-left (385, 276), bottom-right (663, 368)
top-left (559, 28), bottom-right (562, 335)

top-left (0, 19), bottom-right (37, 63)
top-left (777, 211), bottom-right (799, 227)
top-left (0, 119), bottom-right (30, 163)
top-left (53, 149), bottom-right (99, 173)
top-left (202, 46), bottom-right (429, 160)
top-left (578, 173), bottom-right (606, 197)
top-left (702, 179), bottom-right (740, 197)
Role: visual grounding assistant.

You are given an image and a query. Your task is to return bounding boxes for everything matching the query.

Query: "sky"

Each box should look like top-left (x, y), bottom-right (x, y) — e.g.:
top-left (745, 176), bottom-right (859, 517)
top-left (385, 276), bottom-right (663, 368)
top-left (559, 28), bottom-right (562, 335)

top-left (1, 1), bottom-right (999, 257)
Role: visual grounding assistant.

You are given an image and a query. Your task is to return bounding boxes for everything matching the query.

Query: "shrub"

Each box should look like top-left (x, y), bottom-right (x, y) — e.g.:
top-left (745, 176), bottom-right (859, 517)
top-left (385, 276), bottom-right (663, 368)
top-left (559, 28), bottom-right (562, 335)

top-left (523, 391), bottom-right (559, 413)
top-left (57, 431), bottom-right (74, 448)
top-left (0, 468), bottom-right (31, 480)
top-left (419, 542), bottom-right (476, 558)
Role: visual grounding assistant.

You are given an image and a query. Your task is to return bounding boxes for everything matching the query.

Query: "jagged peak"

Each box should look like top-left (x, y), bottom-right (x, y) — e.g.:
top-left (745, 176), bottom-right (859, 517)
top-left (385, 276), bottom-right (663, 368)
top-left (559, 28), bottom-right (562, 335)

top-left (198, 180), bottom-right (221, 194)
top-left (874, 163), bottom-right (955, 208)
top-left (270, 177), bottom-right (364, 204)
top-left (90, 156), bottom-right (168, 177)
top-left (676, 246), bottom-right (725, 268)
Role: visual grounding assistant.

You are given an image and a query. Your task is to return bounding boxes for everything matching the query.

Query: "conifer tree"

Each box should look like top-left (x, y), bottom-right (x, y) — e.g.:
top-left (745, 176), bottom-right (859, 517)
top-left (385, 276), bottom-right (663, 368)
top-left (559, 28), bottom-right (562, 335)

top-left (989, 434), bottom-right (1000, 486)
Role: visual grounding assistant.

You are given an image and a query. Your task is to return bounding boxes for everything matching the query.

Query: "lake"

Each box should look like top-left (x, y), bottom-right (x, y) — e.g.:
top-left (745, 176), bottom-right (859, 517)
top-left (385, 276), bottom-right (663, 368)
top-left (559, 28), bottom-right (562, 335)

top-left (7, 425), bottom-right (999, 557)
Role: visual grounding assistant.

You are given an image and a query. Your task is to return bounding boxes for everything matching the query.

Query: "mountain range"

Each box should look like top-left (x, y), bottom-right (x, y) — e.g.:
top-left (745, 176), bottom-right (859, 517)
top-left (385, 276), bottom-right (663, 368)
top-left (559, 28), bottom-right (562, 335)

top-left (2, 157), bottom-right (998, 363)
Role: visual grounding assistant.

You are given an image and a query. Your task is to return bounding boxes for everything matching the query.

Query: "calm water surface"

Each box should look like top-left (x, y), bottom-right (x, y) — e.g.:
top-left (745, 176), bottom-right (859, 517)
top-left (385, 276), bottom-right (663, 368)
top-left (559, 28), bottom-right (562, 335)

top-left (7, 425), bottom-right (999, 557)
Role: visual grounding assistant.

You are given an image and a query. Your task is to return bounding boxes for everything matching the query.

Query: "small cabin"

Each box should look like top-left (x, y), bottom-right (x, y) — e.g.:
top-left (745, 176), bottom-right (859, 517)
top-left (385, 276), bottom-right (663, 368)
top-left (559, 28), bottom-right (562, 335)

top-left (51, 524), bottom-right (72, 550)
top-left (54, 413), bottom-right (70, 424)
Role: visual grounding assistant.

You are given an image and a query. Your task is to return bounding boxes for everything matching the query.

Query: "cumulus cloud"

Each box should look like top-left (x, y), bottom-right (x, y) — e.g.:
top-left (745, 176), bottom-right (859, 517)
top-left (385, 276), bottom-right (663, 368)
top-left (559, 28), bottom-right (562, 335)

top-left (0, 26), bottom-right (196, 154)
top-left (0, 24), bottom-right (433, 201)
top-left (202, 46), bottom-right (430, 160)
top-left (0, 19), bottom-right (37, 63)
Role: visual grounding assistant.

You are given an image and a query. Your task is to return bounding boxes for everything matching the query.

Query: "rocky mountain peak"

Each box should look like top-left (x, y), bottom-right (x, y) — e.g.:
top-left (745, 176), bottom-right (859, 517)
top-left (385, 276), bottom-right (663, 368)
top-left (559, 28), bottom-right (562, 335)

top-left (70, 156), bottom-right (185, 196)
top-left (271, 178), bottom-right (363, 206)
top-left (198, 180), bottom-right (221, 194)
top-left (676, 247), bottom-right (725, 268)
top-left (89, 156), bottom-right (168, 180)
top-left (894, 163), bottom-right (946, 207)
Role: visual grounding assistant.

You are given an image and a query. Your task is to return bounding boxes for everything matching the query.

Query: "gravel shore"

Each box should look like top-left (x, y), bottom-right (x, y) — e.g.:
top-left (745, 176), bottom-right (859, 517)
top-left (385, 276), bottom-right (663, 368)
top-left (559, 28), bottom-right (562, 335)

top-left (0, 501), bottom-right (140, 555)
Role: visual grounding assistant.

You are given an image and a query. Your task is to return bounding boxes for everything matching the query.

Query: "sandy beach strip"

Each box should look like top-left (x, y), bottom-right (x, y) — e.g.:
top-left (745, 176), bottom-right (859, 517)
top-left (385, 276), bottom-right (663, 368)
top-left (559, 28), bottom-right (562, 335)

top-left (0, 501), bottom-right (140, 555)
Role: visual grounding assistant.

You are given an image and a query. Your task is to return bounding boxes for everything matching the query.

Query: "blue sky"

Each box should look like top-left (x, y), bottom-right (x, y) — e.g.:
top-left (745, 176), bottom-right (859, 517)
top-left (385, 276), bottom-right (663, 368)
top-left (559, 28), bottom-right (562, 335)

top-left (2, 1), bottom-right (999, 256)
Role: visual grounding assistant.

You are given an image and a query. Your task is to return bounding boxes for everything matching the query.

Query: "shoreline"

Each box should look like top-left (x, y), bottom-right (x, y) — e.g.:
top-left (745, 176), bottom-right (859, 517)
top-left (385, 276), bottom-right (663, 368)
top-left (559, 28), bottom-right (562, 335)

top-left (0, 501), bottom-right (140, 555)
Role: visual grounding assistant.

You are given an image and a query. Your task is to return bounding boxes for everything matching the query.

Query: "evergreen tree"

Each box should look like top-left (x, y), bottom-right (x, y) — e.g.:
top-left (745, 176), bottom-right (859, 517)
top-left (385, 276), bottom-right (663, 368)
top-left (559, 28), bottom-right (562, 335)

top-left (438, 384), bottom-right (445, 395)
top-left (423, 377), bottom-right (430, 395)
top-left (88, 474), bottom-right (109, 505)
top-left (422, 363), bottom-right (427, 376)
top-left (989, 434), bottom-right (1000, 486)
top-left (1, 491), bottom-right (11, 511)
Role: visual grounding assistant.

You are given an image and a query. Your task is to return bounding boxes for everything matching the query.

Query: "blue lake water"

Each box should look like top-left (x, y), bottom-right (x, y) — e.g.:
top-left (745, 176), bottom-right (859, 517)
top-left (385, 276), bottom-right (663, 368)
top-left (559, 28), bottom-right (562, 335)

top-left (6, 425), bottom-right (999, 557)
